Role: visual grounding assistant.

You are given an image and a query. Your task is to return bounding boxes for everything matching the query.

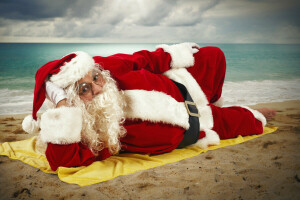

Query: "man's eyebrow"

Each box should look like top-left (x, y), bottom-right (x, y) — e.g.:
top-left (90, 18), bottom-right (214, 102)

top-left (92, 69), bottom-right (99, 77)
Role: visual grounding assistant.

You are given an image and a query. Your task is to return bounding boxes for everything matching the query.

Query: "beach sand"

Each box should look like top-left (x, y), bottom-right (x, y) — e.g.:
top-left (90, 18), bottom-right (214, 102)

top-left (0, 100), bottom-right (299, 199)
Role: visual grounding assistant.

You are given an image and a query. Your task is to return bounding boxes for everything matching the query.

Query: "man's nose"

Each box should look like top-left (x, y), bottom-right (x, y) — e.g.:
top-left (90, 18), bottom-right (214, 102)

top-left (92, 82), bottom-right (102, 96)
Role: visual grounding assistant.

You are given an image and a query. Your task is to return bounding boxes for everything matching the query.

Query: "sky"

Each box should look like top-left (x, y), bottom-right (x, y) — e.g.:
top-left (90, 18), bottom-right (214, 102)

top-left (0, 0), bottom-right (299, 44)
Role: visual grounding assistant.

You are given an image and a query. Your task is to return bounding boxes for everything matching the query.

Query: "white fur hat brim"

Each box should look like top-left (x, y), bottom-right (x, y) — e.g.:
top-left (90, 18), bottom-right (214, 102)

top-left (50, 51), bottom-right (95, 88)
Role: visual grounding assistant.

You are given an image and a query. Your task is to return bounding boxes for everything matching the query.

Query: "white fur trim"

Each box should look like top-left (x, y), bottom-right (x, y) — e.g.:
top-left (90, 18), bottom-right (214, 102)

top-left (123, 90), bottom-right (190, 130)
top-left (192, 129), bottom-right (220, 149)
top-left (44, 98), bottom-right (56, 109)
top-left (164, 68), bottom-right (214, 131)
top-left (22, 115), bottom-right (40, 134)
top-left (156, 42), bottom-right (199, 68)
top-left (240, 106), bottom-right (267, 127)
top-left (212, 97), bottom-right (223, 107)
top-left (40, 107), bottom-right (82, 144)
top-left (50, 51), bottom-right (95, 88)
top-left (163, 68), bottom-right (219, 148)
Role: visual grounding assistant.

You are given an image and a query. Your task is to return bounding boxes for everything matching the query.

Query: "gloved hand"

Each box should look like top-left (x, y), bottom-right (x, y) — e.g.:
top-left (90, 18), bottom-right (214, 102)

top-left (156, 42), bottom-right (200, 68)
top-left (45, 80), bottom-right (67, 107)
top-left (179, 42), bottom-right (200, 54)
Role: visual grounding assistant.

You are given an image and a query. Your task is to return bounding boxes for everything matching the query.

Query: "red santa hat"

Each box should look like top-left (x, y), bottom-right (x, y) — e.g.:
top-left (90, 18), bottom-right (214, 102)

top-left (22, 51), bottom-right (95, 134)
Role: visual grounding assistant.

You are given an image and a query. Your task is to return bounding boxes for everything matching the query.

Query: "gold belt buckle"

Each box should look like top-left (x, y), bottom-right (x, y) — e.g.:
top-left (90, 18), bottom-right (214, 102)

top-left (184, 101), bottom-right (201, 117)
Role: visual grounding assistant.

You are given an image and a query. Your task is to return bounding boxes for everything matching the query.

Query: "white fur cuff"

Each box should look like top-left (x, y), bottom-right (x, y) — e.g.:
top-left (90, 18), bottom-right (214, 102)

top-left (156, 42), bottom-right (199, 68)
top-left (212, 97), bottom-right (224, 107)
top-left (192, 129), bottom-right (220, 149)
top-left (40, 107), bottom-right (82, 144)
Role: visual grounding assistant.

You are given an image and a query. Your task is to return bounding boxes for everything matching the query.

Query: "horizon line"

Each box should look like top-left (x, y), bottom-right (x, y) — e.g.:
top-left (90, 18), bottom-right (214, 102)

top-left (0, 41), bottom-right (299, 45)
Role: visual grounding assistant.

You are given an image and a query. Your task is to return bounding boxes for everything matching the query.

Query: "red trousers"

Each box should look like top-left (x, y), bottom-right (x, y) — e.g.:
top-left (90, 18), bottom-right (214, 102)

top-left (188, 47), bottom-right (263, 140)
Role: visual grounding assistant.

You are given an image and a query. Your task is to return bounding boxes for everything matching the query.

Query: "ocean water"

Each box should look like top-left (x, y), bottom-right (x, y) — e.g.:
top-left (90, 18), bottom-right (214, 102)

top-left (0, 43), bottom-right (299, 115)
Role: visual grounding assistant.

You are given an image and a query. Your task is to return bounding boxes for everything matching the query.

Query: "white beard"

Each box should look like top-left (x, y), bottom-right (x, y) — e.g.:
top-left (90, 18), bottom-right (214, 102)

top-left (65, 69), bottom-right (126, 155)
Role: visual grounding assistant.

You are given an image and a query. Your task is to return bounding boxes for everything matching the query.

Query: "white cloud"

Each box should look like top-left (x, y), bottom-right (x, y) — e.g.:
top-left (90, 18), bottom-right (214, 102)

top-left (0, 0), bottom-right (299, 44)
top-left (203, 0), bottom-right (294, 18)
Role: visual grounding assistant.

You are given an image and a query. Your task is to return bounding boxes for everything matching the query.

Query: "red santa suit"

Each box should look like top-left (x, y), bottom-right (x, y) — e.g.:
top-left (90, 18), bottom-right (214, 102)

top-left (22, 43), bottom-right (266, 171)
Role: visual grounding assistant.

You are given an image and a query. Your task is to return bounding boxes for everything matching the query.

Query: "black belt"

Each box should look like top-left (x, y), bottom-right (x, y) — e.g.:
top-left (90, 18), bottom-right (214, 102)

top-left (172, 80), bottom-right (200, 149)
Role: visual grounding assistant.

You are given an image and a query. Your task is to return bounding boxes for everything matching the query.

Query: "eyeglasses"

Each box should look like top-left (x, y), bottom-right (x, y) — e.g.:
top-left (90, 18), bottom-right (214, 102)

top-left (77, 69), bottom-right (105, 97)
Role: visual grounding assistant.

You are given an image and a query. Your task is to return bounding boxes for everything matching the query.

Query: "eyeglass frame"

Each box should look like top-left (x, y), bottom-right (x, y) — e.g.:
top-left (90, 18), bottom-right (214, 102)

top-left (76, 69), bottom-right (105, 96)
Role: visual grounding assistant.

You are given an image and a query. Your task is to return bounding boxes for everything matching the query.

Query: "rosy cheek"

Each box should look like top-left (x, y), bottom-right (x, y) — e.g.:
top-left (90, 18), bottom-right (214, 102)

top-left (80, 95), bottom-right (93, 103)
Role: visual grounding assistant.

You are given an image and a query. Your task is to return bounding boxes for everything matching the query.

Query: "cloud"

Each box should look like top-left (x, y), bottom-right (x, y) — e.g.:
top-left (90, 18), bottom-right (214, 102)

top-left (0, 0), bottom-right (100, 20)
top-left (203, 0), bottom-right (300, 26)
top-left (133, 0), bottom-right (175, 26)
top-left (0, 0), bottom-right (299, 44)
top-left (161, 0), bottom-right (220, 26)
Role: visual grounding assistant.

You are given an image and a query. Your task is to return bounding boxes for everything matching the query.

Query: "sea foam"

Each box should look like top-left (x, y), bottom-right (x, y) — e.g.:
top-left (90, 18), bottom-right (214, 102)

top-left (222, 79), bottom-right (300, 106)
top-left (0, 79), bottom-right (299, 115)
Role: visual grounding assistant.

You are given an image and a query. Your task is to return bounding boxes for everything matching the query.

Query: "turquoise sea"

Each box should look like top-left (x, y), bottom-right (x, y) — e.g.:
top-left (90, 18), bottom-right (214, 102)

top-left (0, 43), bottom-right (299, 115)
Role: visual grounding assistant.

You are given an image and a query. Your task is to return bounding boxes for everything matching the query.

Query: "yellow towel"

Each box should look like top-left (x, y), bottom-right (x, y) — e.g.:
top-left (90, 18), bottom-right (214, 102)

top-left (0, 127), bottom-right (277, 186)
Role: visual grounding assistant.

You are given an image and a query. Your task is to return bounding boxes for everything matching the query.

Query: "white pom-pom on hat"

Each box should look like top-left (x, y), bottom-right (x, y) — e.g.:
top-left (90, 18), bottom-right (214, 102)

top-left (22, 115), bottom-right (40, 134)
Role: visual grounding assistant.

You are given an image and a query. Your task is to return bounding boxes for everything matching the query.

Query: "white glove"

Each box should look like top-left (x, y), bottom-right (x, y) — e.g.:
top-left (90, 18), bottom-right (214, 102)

top-left (156, 42), bottom-right (200, 68)
top-left (180, 42), bottom-right (200, 54)
top-left (45, 80), bottom-right (67, 105)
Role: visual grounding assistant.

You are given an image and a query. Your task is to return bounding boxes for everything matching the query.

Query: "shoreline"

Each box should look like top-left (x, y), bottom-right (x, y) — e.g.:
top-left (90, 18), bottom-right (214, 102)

top-left (0, 100), bottom-right (300, 199)
top-left (0, 99), bottom-right (299, 117)
top-left (2, 78), bottom-right (300, 116)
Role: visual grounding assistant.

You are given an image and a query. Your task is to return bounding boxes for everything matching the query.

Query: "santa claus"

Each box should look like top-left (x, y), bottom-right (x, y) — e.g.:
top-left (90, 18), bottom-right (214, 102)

top-left (21, 43), bottom-right (275, 171)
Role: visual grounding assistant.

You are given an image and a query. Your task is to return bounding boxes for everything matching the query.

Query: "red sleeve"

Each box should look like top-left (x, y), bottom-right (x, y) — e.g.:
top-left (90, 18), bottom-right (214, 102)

top-left (124, 48), bottom-right (172, 74)
top-left (94, 48), bottom-right (172, 75)
top-left (45, 143), bottom-right (111, 171)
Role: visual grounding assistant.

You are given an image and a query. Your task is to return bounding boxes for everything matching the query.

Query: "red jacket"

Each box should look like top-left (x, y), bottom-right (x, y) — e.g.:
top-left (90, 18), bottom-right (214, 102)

top-left (41, 44), bottom-right (266, 171)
